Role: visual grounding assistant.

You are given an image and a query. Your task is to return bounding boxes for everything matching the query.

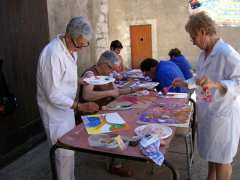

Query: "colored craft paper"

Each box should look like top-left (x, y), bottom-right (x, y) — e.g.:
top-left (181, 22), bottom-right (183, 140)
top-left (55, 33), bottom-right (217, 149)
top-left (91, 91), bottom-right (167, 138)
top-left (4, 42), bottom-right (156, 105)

top-left (82, 112), bottom-right (129, 134)
top-left (137, 103), bottom-right (191, 127)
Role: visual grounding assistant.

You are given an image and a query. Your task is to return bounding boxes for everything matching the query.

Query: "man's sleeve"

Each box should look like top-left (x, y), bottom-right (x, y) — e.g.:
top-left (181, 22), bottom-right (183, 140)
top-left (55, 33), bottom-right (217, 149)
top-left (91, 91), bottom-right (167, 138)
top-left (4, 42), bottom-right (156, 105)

top-left (41, 54), bottom-right (74, 110)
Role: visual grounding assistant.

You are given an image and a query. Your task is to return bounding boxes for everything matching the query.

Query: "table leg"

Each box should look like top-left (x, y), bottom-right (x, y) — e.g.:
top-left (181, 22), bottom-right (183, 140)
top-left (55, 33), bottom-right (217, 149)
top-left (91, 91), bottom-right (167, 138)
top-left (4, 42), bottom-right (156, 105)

top-left (50, 144), bottom-right (59, 180)
top-left (163, 159), bottom-right (180, 180)
top-left (185, 132), bottom-right (193, 180)
top-left (50, 144), bottom-right (180, 180)
top-left (189, 98), bottom-right (196, 151)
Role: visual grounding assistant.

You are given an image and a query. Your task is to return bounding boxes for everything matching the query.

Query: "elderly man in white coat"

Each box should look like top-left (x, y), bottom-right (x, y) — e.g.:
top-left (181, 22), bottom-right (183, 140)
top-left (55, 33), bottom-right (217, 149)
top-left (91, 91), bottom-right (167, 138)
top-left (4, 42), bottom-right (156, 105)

top-left (37, 17), bottom-right (99, 180)
top-left (173, 12), bottom-right (240, 180)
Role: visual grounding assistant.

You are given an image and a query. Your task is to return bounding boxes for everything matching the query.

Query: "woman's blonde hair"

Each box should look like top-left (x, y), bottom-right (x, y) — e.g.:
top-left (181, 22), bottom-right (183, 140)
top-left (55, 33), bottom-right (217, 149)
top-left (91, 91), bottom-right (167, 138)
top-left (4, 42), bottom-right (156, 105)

top-left (185, 11), bottom-right (216, 36)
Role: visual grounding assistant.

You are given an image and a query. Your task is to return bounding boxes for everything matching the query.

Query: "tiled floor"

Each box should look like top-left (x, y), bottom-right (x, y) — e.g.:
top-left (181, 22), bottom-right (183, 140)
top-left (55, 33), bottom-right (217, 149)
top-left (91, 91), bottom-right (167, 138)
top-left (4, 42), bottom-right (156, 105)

top-left (1, 135), bottom-right (240, 180)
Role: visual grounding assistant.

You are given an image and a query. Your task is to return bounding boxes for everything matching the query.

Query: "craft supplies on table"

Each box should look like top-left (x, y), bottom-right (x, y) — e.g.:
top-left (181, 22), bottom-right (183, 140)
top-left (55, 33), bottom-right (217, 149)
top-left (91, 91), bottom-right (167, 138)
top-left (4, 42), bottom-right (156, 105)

top-left (84, 76), bottom-right (115, 85)
top-left (82, 112), bottom-right (129, 134)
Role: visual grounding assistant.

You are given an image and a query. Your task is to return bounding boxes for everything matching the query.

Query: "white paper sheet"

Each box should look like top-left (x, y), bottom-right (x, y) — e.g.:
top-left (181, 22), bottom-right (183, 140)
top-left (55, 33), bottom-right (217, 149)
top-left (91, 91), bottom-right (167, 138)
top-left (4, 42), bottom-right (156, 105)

top-left (105, 112), bottom-right (125, 124)
top-left (158, 92), bottom-right (188, 99)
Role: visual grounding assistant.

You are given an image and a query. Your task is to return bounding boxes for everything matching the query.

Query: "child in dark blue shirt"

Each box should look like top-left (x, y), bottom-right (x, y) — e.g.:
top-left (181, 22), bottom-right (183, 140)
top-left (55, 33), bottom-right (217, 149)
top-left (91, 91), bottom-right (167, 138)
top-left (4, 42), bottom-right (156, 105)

top-left (140, 58), bottom-right (187, 93)
top-left (169, 48), bottom-right (193, 80)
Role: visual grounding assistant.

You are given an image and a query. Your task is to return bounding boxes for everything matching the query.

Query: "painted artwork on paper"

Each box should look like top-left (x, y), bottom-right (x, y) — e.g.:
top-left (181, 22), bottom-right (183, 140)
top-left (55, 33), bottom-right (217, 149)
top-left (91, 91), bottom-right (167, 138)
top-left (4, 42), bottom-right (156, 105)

top-left (138, 103), bottom-right (192, 127)
top-left (82, 112), bottom-right (129, 134)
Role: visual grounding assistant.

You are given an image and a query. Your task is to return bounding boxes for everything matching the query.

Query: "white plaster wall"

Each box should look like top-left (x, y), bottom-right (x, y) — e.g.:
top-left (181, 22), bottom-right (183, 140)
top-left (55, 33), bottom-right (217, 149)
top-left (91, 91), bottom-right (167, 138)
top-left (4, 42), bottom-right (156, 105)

top-left (108, 0), bottom-right (240, 68)
top-left (47, 0), bottom-right (89, 38)
top-left (46, 0), bottom-right (240, 72)
top-left (47, 0), bottom-right (91, 75)
top-left (47, 0), bottom-right (110, 74)
top-left (92, 0), bottom-right (109, 61)
top-left (47, 0), bottom-right (105, 75)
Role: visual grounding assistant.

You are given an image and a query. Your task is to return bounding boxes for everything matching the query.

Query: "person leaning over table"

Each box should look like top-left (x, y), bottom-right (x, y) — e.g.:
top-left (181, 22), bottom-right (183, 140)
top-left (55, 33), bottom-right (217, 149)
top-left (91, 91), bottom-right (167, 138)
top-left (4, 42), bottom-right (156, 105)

top-left (37, 16), bottom-right (99, 180)
top-left (168, 48), bottom-right (193, 80)
top-left (140, 58), bottom-right (187, 93)
top-left (172, 12), bottom-right (240, 180)
top-left (79, 50), bottom-right (141, 108)
top-left (79, 50), bottom-right (141, 177)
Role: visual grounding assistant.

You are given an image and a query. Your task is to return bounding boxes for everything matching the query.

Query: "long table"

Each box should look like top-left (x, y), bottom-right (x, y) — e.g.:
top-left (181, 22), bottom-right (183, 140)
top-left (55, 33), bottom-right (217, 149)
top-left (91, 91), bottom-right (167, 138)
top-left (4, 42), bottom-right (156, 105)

top-left (50, 92), bottom-right (192, 180)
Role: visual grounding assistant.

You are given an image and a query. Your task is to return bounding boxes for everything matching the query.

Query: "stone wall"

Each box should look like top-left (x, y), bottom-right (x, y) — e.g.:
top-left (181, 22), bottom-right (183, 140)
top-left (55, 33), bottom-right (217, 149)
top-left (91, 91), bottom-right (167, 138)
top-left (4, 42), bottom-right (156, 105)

top-left (94, 0), bottom-right (109, 60)
top-left (46, 0), bottom-right (109, 75)
top-left (108, 0), bottom-right (240, 68)
top-left (46, 0), bottom-right (240, 70)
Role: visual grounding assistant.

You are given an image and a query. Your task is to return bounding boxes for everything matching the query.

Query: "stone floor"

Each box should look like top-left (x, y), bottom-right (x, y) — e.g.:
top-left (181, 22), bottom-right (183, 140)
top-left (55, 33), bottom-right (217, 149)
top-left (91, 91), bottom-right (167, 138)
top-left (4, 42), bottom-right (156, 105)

top-left (1, 135), bottom-right (240, 180)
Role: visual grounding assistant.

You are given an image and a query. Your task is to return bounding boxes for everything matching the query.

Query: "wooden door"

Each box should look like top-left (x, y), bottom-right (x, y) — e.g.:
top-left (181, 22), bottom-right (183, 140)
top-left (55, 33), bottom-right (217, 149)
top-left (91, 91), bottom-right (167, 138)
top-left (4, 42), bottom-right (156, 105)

top-left (130, 25), bottom-right (152, 69)
top-left (0, 0), bottom-right (49, 167)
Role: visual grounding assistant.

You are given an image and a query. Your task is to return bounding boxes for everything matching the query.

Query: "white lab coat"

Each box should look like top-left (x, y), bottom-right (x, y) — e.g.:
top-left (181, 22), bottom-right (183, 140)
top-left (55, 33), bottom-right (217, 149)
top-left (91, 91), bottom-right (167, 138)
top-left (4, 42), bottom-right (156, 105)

top-left (37, 35), bottom-right (77, 180)
top-left (195, 39), bottom-right (240, 164)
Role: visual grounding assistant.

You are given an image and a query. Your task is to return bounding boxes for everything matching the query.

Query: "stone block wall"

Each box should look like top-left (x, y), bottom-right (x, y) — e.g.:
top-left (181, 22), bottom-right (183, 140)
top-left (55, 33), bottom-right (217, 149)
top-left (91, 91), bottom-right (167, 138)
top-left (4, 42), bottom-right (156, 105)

top-left (108, 0), bottom-right (240, 68)
top-left (46, 0), bottom-right (240, 70)
top-left (46, 0), bottom-right (110, 75)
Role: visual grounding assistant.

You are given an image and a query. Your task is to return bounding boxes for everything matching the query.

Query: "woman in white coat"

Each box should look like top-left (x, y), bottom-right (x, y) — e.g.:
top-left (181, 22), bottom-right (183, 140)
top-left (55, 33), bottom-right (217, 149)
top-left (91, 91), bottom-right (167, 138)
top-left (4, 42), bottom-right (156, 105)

top-left (37, 17), bottom-right (99, 180)
top-left (173, 12), bottom-right (240, 180)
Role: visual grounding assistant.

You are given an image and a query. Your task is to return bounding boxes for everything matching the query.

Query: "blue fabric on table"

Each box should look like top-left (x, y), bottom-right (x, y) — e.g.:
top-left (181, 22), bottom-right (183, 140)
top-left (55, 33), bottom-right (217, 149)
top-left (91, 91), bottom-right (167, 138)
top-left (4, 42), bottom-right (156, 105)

top-left (140, 139), bottom-right (164, 166)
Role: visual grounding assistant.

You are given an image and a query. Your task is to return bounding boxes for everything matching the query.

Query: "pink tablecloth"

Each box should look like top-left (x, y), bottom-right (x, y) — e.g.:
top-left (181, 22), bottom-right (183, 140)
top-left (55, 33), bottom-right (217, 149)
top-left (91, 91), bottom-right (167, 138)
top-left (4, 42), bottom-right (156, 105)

top-left (58, 92), bottom-right (190, 160)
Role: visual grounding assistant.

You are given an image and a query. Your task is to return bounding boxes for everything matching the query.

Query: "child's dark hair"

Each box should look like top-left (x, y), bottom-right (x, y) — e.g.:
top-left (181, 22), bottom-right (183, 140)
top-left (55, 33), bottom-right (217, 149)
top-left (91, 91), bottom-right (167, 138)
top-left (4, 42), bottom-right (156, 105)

top-left (140, 58), bottom-right (158, 71)
top-left (168, 48), bottom-right (182, 58)
top-left (110, 40), bottom-right (123, 50)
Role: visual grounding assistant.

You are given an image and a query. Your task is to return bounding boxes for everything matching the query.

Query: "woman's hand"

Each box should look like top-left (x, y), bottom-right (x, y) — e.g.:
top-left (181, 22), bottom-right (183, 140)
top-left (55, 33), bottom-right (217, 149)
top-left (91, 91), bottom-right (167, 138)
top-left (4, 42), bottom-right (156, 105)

top-left (115, 73), bottom-right (124, 81)
top-left (131, 86), bottom-right (145, 92)
top-left (111, 87), bottom-right (120, 97)
top-left (172, 78), bottom-right (187, 88)
top-left (198, 76), bottom-right (226, 95)
top-left (197, 76), bottom-right (215, 89)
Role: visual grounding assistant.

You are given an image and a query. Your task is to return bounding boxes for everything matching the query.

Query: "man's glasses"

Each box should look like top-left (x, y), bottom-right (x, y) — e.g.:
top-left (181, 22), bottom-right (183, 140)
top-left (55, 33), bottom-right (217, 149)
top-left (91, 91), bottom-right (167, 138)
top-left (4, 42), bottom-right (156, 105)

top-left (190, 33), bottom-right (199, 43)
top-left (71, 37), bottom-right (89, 48)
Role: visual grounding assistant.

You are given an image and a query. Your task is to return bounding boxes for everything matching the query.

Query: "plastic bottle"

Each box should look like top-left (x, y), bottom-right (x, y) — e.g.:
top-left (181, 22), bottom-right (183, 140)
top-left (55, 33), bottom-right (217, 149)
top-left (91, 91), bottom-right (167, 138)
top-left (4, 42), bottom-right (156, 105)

top-left (185, 77), bottom-right (212, 103)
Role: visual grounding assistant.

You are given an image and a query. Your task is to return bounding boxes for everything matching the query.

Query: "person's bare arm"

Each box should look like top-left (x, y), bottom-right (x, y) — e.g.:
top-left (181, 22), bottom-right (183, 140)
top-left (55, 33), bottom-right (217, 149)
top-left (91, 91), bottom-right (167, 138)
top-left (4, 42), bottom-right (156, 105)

top-left (116, 83), bottom-right (143, 95)
top-left (119, 87), bottom-right (132, 95)
top-left (71, 101), bottom-right (99, 112)
top-left (82, 84), bottom-right (119, 101)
